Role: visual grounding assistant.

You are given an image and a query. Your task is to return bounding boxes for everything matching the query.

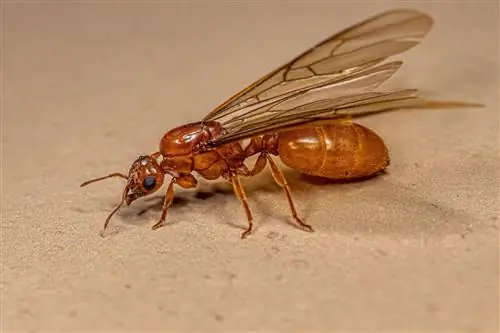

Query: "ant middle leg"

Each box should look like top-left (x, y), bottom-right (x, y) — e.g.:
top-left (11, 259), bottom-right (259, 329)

top-left (237, 152), bottom-right (313, 233)
top-left (229, 172), bottom-right (255, 239)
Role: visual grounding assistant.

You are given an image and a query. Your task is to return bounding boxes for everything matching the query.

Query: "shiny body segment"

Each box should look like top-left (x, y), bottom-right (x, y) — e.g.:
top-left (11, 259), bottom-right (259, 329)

top-left (276, 121), bottom-right (390, 180)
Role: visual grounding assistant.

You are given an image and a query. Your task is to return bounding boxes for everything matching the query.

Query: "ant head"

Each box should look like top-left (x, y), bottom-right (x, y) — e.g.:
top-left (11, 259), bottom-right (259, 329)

top-left (80, 154), bottom-right (165, 233)
top-left (125, 155), bottom-right (164, 205)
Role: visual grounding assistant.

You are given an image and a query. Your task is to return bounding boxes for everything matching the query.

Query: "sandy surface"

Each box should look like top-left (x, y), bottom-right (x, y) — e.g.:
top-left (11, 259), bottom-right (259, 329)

top-left (2, 2), bottom-right (498, 332)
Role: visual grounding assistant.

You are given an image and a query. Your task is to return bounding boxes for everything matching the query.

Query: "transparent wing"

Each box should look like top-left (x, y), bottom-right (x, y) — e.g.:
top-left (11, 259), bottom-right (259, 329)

top-left (218, 60), bottom-right (404, 128)
top-left (206, 90), bottom-right (481, 146)
top-left (203, 9), bottom-right (434, 124)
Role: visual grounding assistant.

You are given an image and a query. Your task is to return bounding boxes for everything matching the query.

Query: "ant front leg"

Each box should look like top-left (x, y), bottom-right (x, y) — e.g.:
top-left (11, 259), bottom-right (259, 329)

top-left (150, 151), bottom-right (162, 159)
top-left (151, 174), bottom-right (197, 231)
top-left (151, 178), bottom-right (176, 230)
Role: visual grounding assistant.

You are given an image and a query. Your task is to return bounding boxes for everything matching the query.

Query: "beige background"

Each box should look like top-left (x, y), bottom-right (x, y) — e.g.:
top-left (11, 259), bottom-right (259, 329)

top-left (2, 1), bottom-right (498, 332)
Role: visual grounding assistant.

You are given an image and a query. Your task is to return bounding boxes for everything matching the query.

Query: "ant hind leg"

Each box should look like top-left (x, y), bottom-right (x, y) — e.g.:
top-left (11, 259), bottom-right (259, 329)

top-left (265, 156), bottom-right (314, 233)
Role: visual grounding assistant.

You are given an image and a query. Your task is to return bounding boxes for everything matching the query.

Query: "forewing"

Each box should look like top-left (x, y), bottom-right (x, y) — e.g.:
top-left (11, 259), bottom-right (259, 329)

top-left (203, 9), bottom-right (433, 122)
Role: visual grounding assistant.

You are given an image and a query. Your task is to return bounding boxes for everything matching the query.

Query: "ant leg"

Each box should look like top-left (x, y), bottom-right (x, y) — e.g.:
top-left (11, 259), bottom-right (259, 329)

top-left (266, 156), bottom-right (314, 233)
top-left (247, 153), bottom-right (268, 176)
top-left (151, 151), bottom-right (162, 159)
top-left (236, 153), bottom-right (268, 177)
top-left (229, 173), bottom-right (254, 239)
top-left (151, 178), bottom-right (176, 230)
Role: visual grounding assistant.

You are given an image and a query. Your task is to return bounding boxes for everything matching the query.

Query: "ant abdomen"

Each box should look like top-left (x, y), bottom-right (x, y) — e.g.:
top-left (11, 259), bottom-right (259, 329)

top-left (276, 120), bottom-right (390, 180)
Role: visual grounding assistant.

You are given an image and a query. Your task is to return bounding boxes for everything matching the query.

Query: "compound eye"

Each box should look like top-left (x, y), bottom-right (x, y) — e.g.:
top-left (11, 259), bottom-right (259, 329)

top-left (142, 175), bottom-right (156, 191)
